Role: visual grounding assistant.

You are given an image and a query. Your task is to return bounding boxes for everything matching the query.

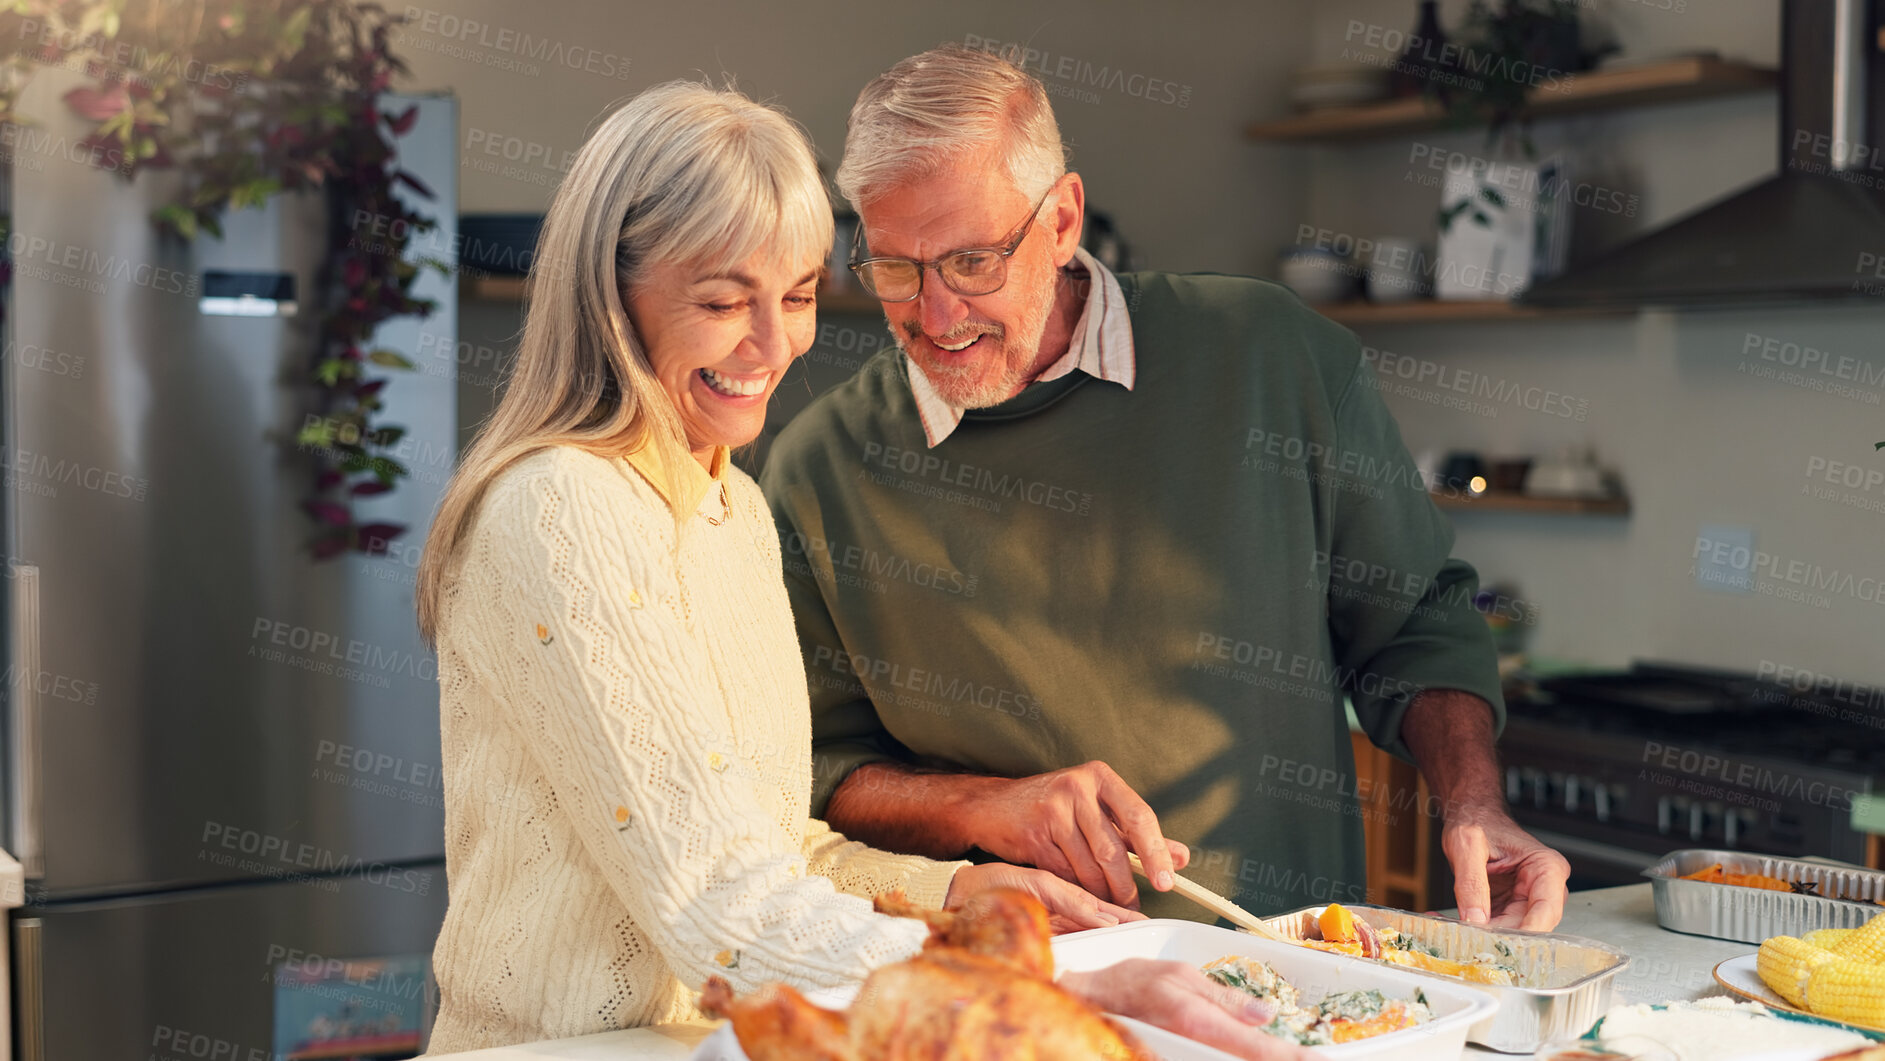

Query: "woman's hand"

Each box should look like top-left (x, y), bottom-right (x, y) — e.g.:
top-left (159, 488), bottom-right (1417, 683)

top-left (943, 862), bottom-right (1144, 933)
top-left (1059, 959), bottom-right (1320, 1061)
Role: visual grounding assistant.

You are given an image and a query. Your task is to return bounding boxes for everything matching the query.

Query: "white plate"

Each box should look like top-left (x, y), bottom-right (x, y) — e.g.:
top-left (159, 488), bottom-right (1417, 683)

top-left (693, 919), bottom-right (1500, 1061)
top-left (1712, 954), bottom-right (1885, 1039)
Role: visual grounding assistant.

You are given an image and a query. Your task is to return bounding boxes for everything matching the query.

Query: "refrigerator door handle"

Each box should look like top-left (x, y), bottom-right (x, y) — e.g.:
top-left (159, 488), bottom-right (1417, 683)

top-left (9, 564), bottom-right (42, 880)
top-left (15, 916), bottom-right (42, 1061)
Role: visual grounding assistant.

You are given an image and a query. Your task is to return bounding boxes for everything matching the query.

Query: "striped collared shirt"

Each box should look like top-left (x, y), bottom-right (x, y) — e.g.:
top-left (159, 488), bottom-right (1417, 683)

top-left (906, 245), bottom-right (1136, 448)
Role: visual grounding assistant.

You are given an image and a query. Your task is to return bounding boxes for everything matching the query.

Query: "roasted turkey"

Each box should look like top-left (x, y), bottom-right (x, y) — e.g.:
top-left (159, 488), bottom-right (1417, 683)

top-left (700, 888), bottom-right (1156, 1060)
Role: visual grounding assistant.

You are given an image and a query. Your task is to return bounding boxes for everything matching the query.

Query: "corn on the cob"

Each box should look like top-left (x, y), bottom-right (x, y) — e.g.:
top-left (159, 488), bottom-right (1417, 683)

top-left (1758, 935), bottom-right (1837, 1007)
top-left (1831, 914), bottom-right (1885, 965)
top-left (1805, 928), bottom-right (1857, 951)
top-left (1803, 955), bottom-right (1885, 1028)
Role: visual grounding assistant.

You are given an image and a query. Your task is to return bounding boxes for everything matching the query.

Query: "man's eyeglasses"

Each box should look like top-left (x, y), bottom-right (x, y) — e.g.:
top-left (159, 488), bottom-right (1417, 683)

top-left (848, 189), bottom-right (1053, 303)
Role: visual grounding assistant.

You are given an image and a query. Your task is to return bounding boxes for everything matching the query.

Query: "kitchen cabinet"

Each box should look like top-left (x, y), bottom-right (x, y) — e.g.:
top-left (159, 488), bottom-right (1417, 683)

top-left (1350, 730), bottom-right (1448, 911)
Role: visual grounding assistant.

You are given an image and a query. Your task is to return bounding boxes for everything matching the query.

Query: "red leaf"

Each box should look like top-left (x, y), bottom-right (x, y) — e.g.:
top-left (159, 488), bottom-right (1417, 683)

top-left (356, 522), bottom-right (406, 554)
top-left (316, 468), bottom-right (343, 490)
top-left (63, 83), bottom-right (129, 121)
top-left (310, 534), bottom-right (350, 561)
top-left (354, 379), bottom-right (388, 398)
top-left (351, 481), bottom-right (393, 496)
top-left (344, 257), bottom-right (367, 288)
top-left (394, 170), bottom-right (433, 199)
top-left (305, 500), bottom-right (352, 526)
top-left (384, 105), bottom-right (417, 135)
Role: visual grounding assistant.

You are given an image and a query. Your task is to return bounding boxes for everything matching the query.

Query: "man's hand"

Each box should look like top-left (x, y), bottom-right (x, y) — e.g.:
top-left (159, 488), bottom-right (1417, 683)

top-left (1059, 959), bottom-right (1319, 1061)
top-left (961, 760), bottom-right (1188, 909)
top-left (1441, 805), bottom-right (1571, 930)
top-left (1399, 688), bottom-right (1571, 930)
top-left (944, 862), bottom-right (1144, 934)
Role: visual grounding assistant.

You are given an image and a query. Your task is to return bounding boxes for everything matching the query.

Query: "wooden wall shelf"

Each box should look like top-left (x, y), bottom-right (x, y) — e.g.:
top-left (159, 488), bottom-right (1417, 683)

top-left (1247, 56), bottom-right (1777, 143)
top-left (1312, 299), bottom-right (1630, 326)
top-left (1433, 491), bottom-right (1630, 516)
top-left (466, 275), bottom-right (528, 301)
top-left (820, 290), bottom-right (884, 316)
top-left (466, 275), bottom-right (886, 317)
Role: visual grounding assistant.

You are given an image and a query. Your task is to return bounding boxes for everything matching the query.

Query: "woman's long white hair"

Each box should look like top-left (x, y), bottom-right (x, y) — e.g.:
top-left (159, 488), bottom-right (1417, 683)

top-left (415, 81), bottom-right (833, 644)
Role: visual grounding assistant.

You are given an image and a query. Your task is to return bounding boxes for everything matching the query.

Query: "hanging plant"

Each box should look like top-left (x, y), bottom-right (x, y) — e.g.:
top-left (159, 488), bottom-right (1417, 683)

top-left (0, 0), bottom-right (441, 560)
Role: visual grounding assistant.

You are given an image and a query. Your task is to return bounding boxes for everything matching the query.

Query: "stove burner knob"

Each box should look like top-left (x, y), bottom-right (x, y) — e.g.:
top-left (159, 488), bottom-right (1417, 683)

top-left (1528, 769), bottom-right (1549, 809)
top-left (1725, 807), bottom-right (1756, 847)
top-left (1658, 795), bottom-right (1692, 835)
top-left (1689, 801), bottom-right (1710, 842)
top-left (1506, 766), bottom-right (1522, 805)
top-left (1563, 775), bottom-right (1581, 814)
top-left (1595, 784), bottom-right (1611, 822)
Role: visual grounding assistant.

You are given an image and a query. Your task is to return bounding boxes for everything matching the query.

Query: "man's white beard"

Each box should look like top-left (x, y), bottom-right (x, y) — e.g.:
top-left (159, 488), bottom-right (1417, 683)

top-left (898, 265), bottom-right (1059, 409)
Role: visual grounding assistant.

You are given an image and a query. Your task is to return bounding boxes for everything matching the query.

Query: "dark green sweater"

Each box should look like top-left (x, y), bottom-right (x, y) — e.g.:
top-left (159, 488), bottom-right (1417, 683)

top-left (760, 272), bottom-right (1503, 921)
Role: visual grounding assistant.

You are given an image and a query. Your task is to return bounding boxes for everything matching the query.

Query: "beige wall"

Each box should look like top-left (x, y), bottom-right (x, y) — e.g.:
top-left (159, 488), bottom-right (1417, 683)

top-left (415, 0), bottom-right (1885, 688)
top-left (395, 0), bottom-right (1311, 276)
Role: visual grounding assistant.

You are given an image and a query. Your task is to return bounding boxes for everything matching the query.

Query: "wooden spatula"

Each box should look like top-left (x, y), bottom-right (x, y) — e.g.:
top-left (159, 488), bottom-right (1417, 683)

top-left (1126, 852), bottom-right (1291, 942)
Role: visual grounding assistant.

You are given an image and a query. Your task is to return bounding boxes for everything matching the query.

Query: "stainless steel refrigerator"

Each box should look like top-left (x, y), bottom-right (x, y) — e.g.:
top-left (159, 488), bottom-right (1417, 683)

top-left (2, 67), bottom-right (456, 1060)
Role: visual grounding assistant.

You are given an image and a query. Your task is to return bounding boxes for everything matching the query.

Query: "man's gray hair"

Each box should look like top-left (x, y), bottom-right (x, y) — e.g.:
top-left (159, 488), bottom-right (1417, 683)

top-left (836, 43), bottom-right (1068, 210)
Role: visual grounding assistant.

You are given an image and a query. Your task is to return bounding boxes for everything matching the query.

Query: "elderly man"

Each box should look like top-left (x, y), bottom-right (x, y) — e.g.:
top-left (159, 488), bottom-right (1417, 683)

top-left (760, 45), bottom-right (1570, 928)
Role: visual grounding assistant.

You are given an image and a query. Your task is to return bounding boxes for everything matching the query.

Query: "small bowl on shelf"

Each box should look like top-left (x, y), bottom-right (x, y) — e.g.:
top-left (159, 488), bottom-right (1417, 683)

top-left (1278, 247), bottom-right (1360, 305)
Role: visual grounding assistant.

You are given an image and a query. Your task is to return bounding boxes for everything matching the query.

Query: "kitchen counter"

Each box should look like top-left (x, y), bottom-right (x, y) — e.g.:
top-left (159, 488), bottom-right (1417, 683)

top-left (432, 883), bottom-right (1755, 1060)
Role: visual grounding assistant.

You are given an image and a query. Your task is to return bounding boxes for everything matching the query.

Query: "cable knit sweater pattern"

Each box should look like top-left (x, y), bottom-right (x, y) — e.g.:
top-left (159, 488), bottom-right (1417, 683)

top-left (425, 446), bottom-right (963, 1054)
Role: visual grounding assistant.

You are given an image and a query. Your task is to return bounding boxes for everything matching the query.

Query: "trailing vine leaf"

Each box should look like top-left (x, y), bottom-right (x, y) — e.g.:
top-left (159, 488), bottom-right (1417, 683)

top-left (355, 522), bottom-right (405, 554)
top-left (366, 348), bottom-right (413, 369)
top-left (0, 1), bottom-right (442, 560)
top-left (62, 82), bottom-right (128, 120)
top-left (152, 204), bottom-right (199, 240)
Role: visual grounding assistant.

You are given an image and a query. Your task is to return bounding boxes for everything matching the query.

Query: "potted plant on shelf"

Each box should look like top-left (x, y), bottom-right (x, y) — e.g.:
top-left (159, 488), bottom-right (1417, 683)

top-left (1427, 0), bottom-right (1614, 300)
top-left (0, 0), bottom-right (438, 560)
top-left (1435, 0), bottom-right (1613, 148)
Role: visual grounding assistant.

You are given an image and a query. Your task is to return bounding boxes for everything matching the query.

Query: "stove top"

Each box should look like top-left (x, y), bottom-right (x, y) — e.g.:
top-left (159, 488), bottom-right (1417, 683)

top-left (1507, 662), bottom-right (1885, 768)
top-left (1497, 662), bottom-right (1880, 884)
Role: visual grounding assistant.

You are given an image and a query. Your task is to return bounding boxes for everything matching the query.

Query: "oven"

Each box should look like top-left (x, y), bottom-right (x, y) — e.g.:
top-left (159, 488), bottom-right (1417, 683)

top-left (1498, 664), bottom-right (1880, 890)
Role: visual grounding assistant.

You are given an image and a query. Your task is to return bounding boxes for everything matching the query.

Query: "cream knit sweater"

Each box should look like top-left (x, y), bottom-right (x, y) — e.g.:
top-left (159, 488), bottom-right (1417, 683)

top-left (425, 446), bottom-right (964, 1054)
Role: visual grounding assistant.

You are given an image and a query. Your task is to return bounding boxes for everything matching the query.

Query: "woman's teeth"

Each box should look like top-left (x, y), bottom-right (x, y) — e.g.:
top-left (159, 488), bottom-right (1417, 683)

top-left (700, 368), bottom-right (765, 397)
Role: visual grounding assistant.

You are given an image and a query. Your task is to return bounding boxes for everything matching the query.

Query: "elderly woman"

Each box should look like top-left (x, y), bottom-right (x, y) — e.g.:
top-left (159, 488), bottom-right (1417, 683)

top-left (413, 81), bottom-right (1308, 1060)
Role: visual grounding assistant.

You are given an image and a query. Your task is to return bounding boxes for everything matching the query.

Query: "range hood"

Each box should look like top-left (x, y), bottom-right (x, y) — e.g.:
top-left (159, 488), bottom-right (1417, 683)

top-left (1524, 0), bottom-right (1885, 308)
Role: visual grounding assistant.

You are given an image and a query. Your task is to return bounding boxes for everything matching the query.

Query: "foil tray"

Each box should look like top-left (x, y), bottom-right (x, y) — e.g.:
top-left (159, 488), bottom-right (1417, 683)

top-left (1259, 904), bottom-right (1629, 1053)
top-left (1643, 849), bottom-right (1885, 944)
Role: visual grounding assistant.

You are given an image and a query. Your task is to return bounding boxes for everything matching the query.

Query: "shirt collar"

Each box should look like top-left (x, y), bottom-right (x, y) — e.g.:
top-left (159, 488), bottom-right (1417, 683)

top-left (906, 245), bottom-right (1136, 448)
top-left (622, 439), bottom-right (730, 518)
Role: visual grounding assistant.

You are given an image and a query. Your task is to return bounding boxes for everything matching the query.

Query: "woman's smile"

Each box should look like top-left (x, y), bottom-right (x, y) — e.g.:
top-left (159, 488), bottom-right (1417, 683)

top-left (698, 366), bottom-right (771, 398)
